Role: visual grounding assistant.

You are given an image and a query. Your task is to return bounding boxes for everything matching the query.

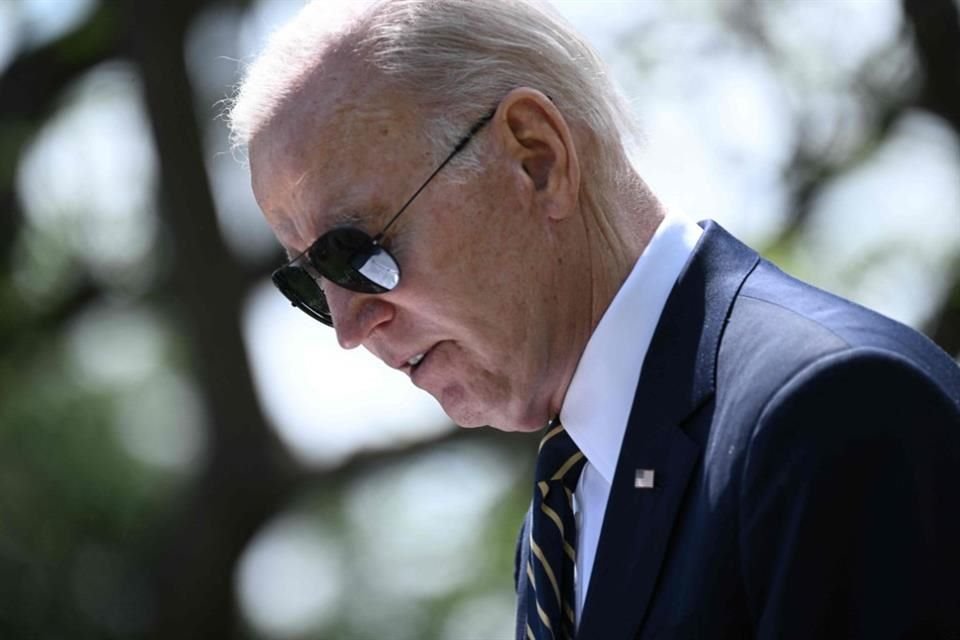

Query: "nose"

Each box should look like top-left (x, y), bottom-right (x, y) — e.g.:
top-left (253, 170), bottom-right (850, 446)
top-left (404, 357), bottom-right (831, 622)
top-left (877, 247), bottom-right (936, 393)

top-left (325, 285), bottom-right (395, 349)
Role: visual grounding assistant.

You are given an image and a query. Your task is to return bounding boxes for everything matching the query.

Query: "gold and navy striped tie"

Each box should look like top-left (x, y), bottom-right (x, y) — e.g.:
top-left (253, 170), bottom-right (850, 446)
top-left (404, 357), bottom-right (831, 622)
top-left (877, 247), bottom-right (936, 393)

top-left (526, 418), bottom-right (586, 640)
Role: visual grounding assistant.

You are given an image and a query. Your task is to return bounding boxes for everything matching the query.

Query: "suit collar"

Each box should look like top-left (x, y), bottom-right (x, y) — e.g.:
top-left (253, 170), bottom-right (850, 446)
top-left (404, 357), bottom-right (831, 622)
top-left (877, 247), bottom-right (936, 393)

top-left (576, 221), bottom-right (759, 639)
top-left (562, 214), bottom-right (704, 484)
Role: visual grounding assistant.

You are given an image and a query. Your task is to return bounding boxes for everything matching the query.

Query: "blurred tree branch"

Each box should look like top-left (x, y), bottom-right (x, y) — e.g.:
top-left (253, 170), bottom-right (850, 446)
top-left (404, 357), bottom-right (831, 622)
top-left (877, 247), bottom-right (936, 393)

top-left (130, 1), bottom-right (298, 637)
top-left (738, 0), bottom-right (960, 357)
top-left (0, 2), bottom-right (127, 267)
top-left (0, 2), bottom-right (126, 121)
top-left (304, 424), bottom-right (536, 492)
top-left (0, 275), bottom-right (100, 359)
top-left (722, 1), bottom-right (917, 255)
top-left (927, 257), bottom-right (960, 357)
top-left (0, 2), bottom-right (131, 347)
top-left (903, 0), bottom-right (960, 131)
top-left (902, 0), bottom-right (960, 356)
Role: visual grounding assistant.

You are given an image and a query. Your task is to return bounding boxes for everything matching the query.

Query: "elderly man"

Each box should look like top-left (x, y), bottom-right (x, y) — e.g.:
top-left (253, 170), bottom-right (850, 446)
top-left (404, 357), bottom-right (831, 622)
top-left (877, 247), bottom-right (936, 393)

top-left (229, 0), bottom-right (960, 638)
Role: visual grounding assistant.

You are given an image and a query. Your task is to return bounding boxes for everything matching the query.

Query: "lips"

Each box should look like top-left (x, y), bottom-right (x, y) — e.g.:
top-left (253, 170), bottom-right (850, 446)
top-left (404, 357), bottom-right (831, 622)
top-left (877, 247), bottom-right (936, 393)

top-left (407, 353), bottom-right (425, 367)
top-left (394, 343), bottom-right (438, 374)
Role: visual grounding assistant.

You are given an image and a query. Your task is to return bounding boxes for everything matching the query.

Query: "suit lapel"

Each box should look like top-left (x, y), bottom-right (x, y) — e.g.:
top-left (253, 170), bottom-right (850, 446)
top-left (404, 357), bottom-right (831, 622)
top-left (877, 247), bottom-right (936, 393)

top-left (576, 222), bottom-right (759, 639)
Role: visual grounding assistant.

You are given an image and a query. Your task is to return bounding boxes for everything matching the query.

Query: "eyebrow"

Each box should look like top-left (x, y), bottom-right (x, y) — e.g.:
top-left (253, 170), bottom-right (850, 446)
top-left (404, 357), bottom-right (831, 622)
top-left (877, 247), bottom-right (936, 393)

top-left (279, 208), bottom-right (370, 260)
top-left (329, 209), bottom-right (364, 227)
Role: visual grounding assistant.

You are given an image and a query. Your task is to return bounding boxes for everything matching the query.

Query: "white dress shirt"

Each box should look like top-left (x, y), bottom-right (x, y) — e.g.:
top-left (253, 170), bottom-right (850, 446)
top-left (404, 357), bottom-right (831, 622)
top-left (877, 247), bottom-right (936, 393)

top-left (559, 213), bottom-right (703, 621)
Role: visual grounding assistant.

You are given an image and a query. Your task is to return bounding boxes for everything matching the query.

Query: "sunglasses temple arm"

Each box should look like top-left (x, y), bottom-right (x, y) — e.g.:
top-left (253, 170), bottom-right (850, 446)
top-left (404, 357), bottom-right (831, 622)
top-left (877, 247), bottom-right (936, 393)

top-left (376, 110), bottom-right (496, 241)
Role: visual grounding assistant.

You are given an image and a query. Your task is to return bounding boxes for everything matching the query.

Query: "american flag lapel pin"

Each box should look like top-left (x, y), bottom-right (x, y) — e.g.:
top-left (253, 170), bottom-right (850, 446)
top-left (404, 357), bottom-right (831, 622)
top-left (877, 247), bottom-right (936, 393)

top-left (634, 468), bottom-right (656, 489)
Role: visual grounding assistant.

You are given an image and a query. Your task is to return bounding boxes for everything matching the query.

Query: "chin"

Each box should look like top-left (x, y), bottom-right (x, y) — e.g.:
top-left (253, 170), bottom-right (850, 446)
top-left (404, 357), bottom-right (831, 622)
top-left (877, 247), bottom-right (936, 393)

top-left (435, 378), bottom-right (548, 433)
top-left (442, 399), bottom-right (546, 433)
top-left (451, 417), bottom-right (543, 433)
top-left (493, 421), bottom-right (547, 433)
top-left (442, 402), bottom-right (492, 430)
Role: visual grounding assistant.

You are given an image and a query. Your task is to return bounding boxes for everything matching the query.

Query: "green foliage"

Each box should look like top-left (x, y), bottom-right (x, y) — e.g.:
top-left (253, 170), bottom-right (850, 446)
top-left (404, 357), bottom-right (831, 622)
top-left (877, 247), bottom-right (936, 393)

top-left (0, 331), bottom-right (183, 638)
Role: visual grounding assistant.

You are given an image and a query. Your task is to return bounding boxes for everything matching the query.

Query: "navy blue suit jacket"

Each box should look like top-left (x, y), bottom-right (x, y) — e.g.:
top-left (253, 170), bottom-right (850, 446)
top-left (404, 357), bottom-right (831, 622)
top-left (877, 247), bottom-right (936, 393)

top-left (515, 221), bottom-right (960, 639)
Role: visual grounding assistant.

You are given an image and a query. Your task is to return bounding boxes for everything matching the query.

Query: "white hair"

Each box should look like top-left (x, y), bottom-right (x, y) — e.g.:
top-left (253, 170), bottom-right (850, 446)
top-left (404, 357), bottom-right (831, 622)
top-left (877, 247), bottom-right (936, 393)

top-left (228, 0), bottom-right (641, 209)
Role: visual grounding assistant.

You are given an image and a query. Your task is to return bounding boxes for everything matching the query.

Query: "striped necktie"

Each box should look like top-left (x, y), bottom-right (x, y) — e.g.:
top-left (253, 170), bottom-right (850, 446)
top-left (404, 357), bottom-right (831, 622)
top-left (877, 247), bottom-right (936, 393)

top-left (526, 418), bottom-right (587, 640)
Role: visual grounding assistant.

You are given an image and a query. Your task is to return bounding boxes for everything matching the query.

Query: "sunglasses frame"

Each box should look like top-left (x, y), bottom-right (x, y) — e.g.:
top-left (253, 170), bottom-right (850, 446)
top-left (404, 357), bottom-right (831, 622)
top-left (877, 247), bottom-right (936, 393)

top-left (272, 108), bottom-right (496, 327)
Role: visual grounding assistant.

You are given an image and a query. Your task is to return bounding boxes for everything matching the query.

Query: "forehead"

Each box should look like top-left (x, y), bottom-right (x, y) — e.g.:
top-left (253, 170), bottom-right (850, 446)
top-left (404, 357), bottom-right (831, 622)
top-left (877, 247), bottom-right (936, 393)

top-left (249, 80), bottom-right (428, 250)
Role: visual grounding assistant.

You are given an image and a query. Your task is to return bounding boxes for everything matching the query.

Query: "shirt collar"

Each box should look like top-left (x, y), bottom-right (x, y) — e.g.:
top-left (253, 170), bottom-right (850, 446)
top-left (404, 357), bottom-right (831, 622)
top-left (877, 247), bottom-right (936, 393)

top-left (560, 214), bottom-right (703, 483)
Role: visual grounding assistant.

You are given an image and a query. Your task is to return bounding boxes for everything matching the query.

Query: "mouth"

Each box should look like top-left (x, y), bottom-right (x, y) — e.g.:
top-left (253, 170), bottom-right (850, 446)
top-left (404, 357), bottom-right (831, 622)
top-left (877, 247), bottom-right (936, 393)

top-left (407, 353), bottom-right (426, 367)
top-left (399, 343), bottom-right (438, 376)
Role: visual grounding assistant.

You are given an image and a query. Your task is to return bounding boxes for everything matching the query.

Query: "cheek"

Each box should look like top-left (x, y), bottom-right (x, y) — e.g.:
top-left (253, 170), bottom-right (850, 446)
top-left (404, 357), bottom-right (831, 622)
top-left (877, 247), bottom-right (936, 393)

top-left (403, 183), bottom-right (541, 333)
top-left (426, 241), bottom-right (534, 338)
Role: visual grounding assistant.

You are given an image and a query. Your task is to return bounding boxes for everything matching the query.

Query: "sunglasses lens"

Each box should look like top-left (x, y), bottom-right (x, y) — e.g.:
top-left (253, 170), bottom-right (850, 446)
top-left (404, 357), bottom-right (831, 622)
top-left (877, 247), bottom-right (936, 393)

top-left (310, 228), bottom-right (399, 293)
top-left (272, 266), bottom-right (333, 326)
top-left (272, 227), bottom-right (401, 327)
top-left (352, 250), bottom-right (400, 290)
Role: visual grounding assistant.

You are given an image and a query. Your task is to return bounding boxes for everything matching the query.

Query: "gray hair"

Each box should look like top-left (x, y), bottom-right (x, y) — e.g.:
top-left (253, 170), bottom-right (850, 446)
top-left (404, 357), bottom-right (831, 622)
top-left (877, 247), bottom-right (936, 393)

top-left (228, 0), bottom-right (640, 209)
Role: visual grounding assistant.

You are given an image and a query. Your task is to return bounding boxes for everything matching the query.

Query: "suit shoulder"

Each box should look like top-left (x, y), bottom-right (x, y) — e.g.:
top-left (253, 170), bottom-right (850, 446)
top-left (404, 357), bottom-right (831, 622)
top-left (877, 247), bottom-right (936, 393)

top-left (720, 259), bottom-right (960, 404)
top-left (748, 348), bottom-right (960, 464)
top-left (712, 263), bottom-right (960, 467)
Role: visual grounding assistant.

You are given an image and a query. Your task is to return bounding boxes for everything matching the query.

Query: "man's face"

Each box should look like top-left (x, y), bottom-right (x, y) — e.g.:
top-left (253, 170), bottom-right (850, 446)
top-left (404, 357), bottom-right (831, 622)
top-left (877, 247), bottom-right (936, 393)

top-left (249, 90), bottom-right (568, 432)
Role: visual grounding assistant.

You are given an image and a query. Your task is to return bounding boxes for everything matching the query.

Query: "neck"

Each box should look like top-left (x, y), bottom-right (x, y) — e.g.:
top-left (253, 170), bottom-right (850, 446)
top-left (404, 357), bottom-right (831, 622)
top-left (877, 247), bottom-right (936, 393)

top-left (584, 174), bottom-right (664, 328)
top-left (545, 173), bottom-right (665, 419)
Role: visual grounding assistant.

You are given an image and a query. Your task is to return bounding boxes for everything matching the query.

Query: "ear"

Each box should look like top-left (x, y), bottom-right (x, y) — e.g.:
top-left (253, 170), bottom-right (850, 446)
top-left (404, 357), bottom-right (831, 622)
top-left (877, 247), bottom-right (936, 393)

top-left (495, 88), bottom-right (581, 221)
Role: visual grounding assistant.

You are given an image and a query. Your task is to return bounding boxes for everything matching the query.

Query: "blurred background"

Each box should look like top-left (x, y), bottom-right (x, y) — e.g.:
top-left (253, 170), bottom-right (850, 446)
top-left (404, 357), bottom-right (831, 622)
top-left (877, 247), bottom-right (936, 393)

top-left (0, 0), bottom-right (958, 638)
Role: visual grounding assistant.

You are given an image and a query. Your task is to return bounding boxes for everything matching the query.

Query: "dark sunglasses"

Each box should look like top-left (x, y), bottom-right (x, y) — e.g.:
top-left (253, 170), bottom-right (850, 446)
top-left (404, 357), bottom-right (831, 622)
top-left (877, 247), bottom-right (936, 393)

top-left (271, 109), bottom-right (495, 326)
